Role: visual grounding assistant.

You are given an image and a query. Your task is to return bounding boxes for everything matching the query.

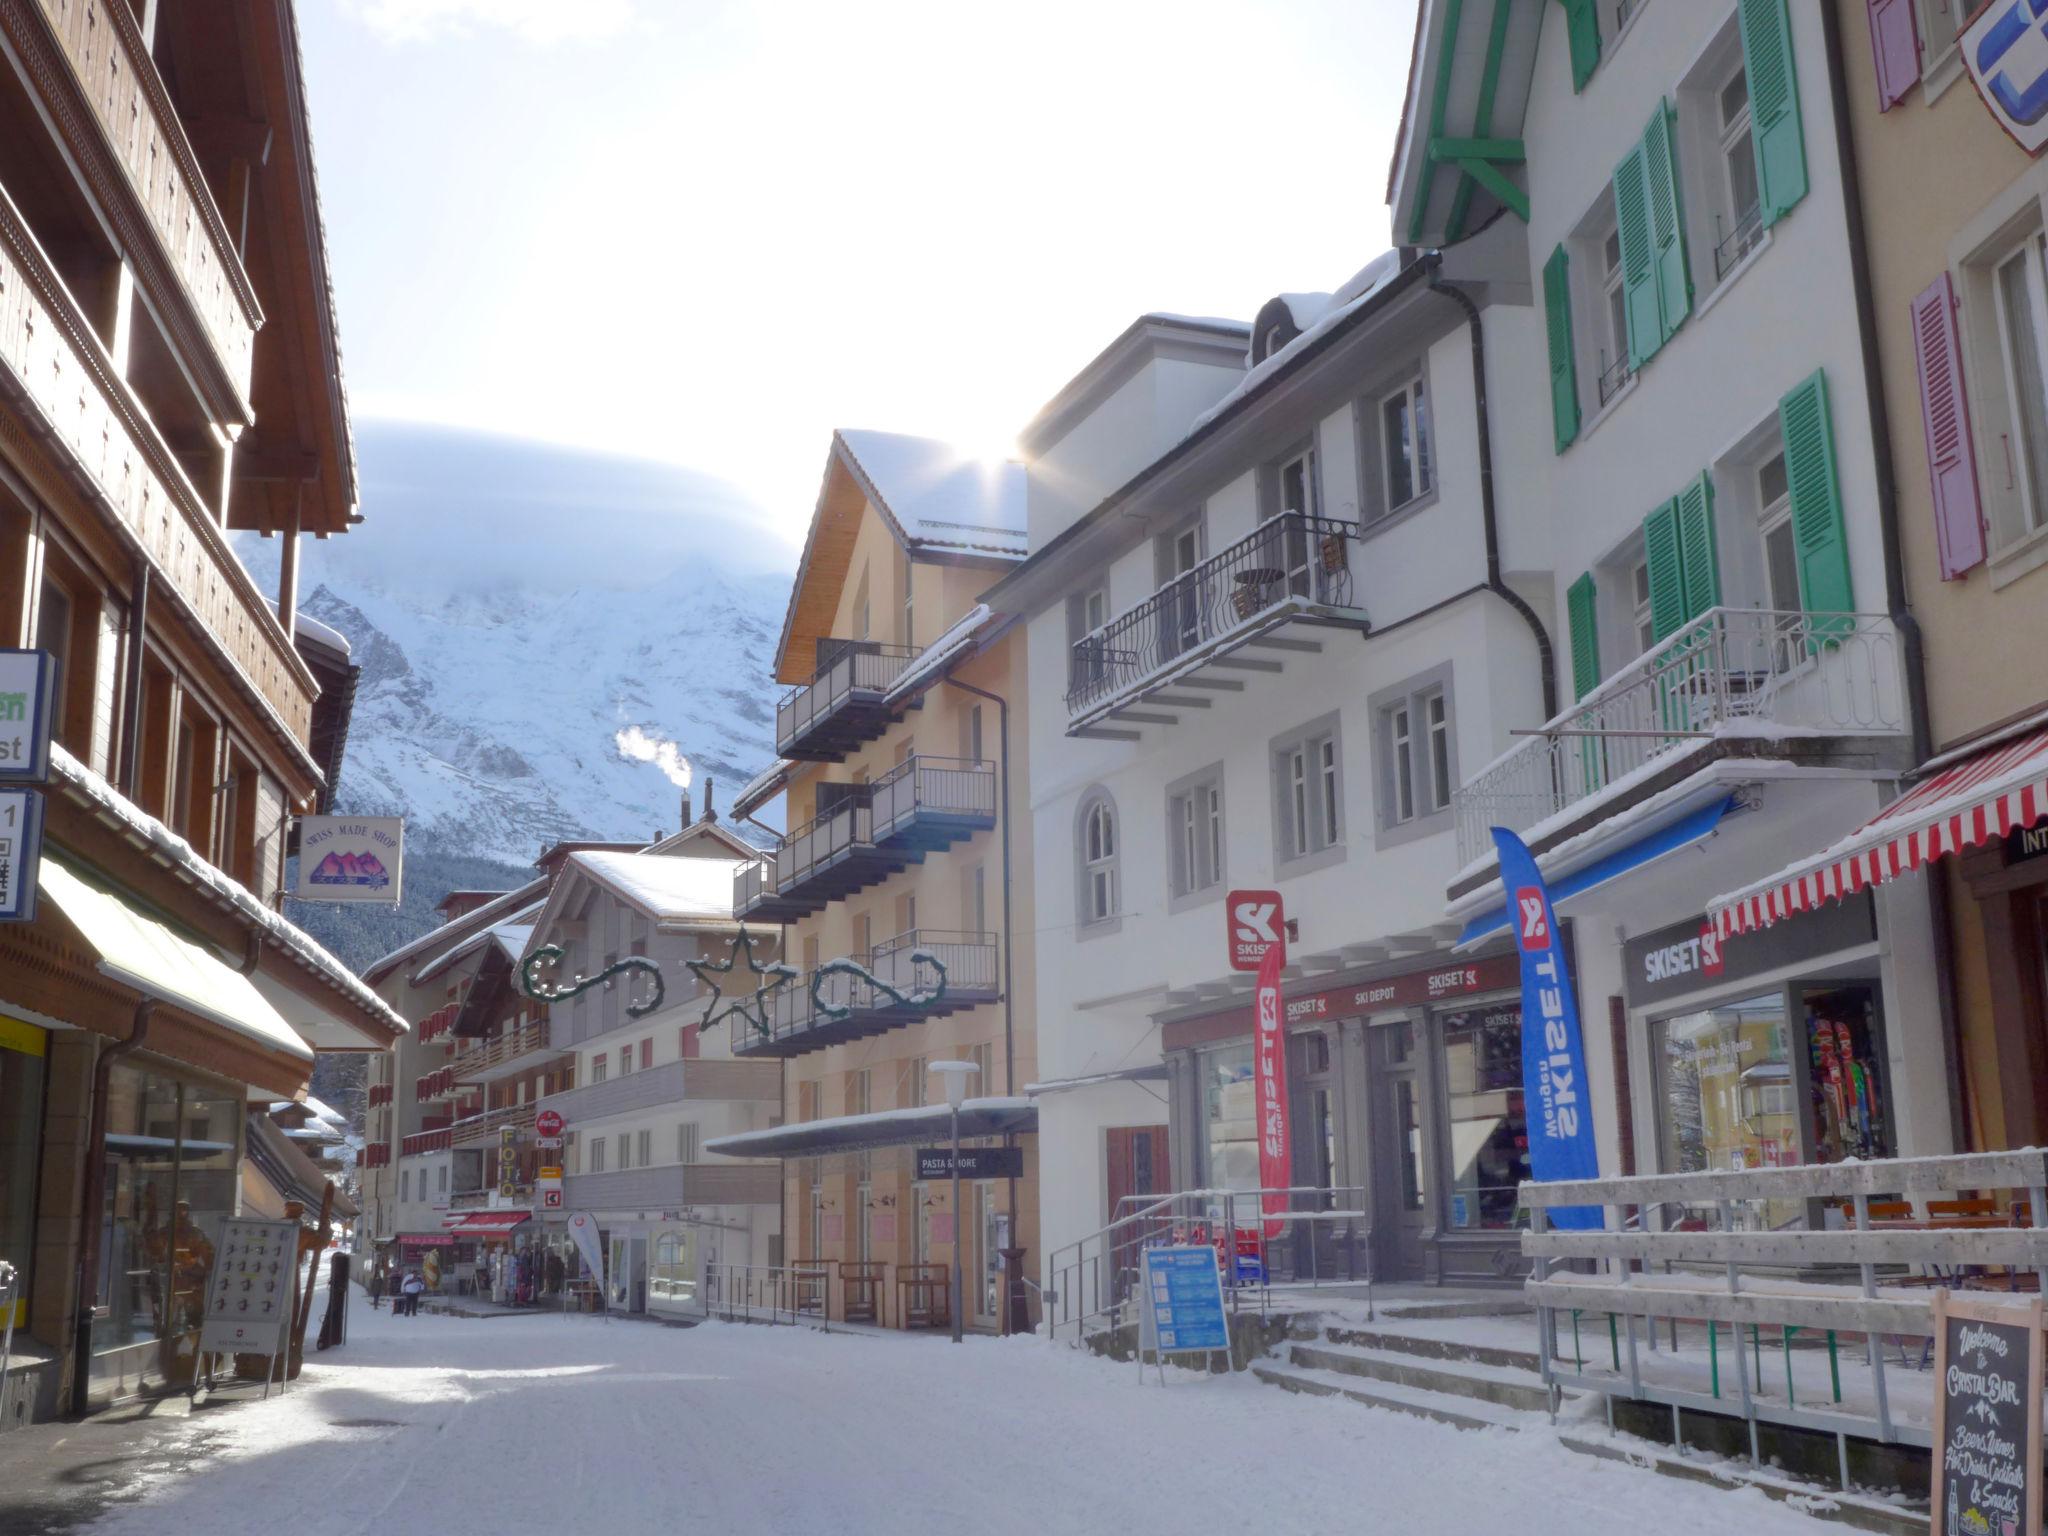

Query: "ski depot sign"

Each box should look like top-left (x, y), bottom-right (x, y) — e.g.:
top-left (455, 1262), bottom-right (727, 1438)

top-left (295, 816), bottom-right (404, 903)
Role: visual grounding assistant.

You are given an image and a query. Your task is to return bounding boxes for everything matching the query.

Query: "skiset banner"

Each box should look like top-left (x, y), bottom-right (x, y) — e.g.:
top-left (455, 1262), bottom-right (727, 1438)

top-left (1251, 941), bottom-right (1291, 1238)
top-left (1492, 826), bottom-right (1603, 1230)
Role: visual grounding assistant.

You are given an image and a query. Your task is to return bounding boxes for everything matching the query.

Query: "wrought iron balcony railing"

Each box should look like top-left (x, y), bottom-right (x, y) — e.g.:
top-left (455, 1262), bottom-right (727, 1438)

top-left (1065, 511), bottom-right (1361, 723)
top-left (731, 929), bottom-right (999, 1057)
top-left (1714, 203), bottom-right (1766, 282)
top-left (1453, 608), bottom-right (1906, 866)
top-left (776, 639), bottom-right (921, 761)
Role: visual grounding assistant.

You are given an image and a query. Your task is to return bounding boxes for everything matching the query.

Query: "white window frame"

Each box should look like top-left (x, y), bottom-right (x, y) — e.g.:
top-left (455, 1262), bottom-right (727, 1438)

top-left (591, 1054), bottom-right (608, 1085)
top-left (1270, 445), bottom-right (1318, 519)
top-left (636, 1128), bottom-right (652, 1168)
top-left (589, 1138), bottom-right (606, 1174)
top-left (678, 1123), bottom-right (701, 1164)
top-left (1271, 714), bottom-right (1346, 871)
top-left (1166, 766), bottom-right (1225, 905)
top-left (1991, 236), bottom-right (2048, 544)
top-left (1078, 791), bottom-right (1120, 932)
top-left (1379, 375), bottom-right (1433, 514)
top-left (1631, 558), bottom-right (1656, 655)
top-left (1757, 450), bottom-right (1802, 615)
top-left (1370, 667), bottom-right (1457, 848)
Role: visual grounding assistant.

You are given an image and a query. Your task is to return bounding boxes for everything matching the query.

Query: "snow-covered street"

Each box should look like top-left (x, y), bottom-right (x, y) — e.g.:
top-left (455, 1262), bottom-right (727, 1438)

top-left (46, 1298), bottom-right (1848, 1536)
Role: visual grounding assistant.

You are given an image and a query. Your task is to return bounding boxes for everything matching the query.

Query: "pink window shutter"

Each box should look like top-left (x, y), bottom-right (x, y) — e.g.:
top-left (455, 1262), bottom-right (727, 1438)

top-left (1911, 273), bottom-right (1988, 579)
top-left (1868, 0), bottom-right (1921, 111)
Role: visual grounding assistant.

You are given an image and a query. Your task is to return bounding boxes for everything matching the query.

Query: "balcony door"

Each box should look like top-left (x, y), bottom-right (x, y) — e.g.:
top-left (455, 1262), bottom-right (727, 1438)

top-left (1156, 519), bottom-right (1206, 661)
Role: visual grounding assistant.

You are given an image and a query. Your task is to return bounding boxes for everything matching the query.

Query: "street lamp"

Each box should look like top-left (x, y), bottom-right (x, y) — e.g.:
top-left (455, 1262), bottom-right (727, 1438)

top-left (929, 1060), bottom-right (978, 1344)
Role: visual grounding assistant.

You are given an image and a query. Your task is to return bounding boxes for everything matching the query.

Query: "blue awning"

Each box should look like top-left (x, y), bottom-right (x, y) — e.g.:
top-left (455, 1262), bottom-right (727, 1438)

top-left (1458, 796), bottom-right (1738, 947)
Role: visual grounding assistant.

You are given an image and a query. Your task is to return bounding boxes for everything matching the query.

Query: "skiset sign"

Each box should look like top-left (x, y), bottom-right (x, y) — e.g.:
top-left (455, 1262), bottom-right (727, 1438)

top-left (1226, 889), bottom-right (1285, 971)
top-left (295, 815), bottom-right (404, 903)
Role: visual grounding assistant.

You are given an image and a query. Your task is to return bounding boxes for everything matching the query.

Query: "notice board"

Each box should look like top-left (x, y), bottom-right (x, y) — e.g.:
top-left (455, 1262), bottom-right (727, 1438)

top-left (198, 1218), bottom-right (300, 1362)
top-left (1136, 1245), bottom-right (1230, 1359)
top-left (1931, 1290), bottom-right (2044, 1536)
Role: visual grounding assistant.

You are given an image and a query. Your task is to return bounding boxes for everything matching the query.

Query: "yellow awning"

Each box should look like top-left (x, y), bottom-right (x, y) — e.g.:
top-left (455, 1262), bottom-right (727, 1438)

top-left (39, 860), bottom-right (312, 1063)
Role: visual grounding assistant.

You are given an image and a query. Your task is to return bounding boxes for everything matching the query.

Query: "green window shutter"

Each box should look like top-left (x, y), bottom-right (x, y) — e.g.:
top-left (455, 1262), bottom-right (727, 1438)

top-left (1642, 498), bottom-right (1687, 640)
top-left (1641, 100), bottom-right (1693, 346)
top-left (1559, 0), bottom-right (1602, 93)
top-left (1567, 571), bottom-right (1601, 699)
top-left (1544, 245), bottom-right (1581, 453)
top-left (1613, 156), bottom-right (1662, 370)
top-left (1739, 0), bottom-right (1808, 227)
top-left (1779, 369), bottom-right (1855, 633)
top-left (1675, 471), bottom-right (1720, 621)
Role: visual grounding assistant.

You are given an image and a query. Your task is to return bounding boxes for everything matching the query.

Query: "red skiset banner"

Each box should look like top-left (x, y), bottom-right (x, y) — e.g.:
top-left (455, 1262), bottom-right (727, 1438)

top-left (1252, 941), bottom-right (1290, 1238)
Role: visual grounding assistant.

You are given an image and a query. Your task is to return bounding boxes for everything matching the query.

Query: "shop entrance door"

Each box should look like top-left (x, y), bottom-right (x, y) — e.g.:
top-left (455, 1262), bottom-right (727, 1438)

top-left (1369, 1021), bottom-right (1429, 1281)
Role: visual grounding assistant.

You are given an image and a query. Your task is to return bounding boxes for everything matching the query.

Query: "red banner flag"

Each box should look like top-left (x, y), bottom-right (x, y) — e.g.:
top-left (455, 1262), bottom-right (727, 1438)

top-left (1252, 942), bottom-right (1290, 1238)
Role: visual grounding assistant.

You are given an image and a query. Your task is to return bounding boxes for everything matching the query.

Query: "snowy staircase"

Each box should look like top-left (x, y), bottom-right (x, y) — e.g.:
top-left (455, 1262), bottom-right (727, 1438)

top-left (1253, 1320), bottom-right (1562, 1431)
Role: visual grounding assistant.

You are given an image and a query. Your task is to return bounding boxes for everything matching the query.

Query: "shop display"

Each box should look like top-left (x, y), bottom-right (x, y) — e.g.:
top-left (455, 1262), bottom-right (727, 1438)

top-left (1804, 985), bottom-right (1889, 1164)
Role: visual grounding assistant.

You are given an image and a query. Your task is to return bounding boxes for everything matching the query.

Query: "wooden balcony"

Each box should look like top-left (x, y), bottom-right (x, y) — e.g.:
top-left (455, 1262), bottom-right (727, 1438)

top-left (450, 1102), bottom-right (538, 1147)
top-left (13, 0), bottom-right (262, 408)
top-left (732, 930), bottom-right (999, 1059)
top-left (449, 1019), bottom-right (567, 1086)
top-left (0, 179), bottom-right (316, 756)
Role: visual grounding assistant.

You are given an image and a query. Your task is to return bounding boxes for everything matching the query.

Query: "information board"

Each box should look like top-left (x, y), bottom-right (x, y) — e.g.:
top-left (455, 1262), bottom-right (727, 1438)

top-left (1931, 1291), bottom-right (2044, 1536)
top-left (1136, 1245), bottom-right (1230, 1360)
top-left (0, 787), bottom-right (45, 923)
top-left (197, 1218), bottom-right (299, 1368)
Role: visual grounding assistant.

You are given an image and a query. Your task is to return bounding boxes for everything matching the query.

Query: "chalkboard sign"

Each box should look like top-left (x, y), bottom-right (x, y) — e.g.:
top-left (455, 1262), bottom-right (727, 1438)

top-left (1931, 1292), bottom-right (2044, 1536)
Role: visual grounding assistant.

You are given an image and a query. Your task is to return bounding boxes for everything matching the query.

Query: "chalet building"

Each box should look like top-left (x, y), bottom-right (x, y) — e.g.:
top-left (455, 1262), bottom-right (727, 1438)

top-left (0, 0), bottom-right (403, 1423)
top-left (1392, 0), bottom-right (1950, 1214)
top-left (707, 430), bottom-right (1038, 1334)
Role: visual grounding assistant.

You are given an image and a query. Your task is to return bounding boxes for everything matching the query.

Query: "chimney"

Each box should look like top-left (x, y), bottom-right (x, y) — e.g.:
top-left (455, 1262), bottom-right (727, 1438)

top-left (679, 787), bottom-right (692, 827)
top-left (704, 778), bottom-right (717, 822)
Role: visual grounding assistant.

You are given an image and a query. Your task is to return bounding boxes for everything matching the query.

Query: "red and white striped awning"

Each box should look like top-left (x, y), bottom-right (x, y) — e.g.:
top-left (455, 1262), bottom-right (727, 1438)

top-left (442, 1210), bottom-right (531, 1233)
top-left (1711, 724), bottom-right (2048, 938)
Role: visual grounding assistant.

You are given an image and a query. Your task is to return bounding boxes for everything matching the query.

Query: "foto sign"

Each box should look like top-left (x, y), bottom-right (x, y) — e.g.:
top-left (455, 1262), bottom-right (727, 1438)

top-left (0, 650), bottom-right (56, 784)
top-left (1965, 0), bottom-right (2048, 155)
top-left (0, 788), bottom-right (45, 923)
top-left (534, 1109), bottom-right (565, 1139)
top-left (295, 816), bottom-right (403, 904)
top-left (1226, 889), bottom-right (1285, 971)
top-left (914, 1146), bottom-right (1023, 1181)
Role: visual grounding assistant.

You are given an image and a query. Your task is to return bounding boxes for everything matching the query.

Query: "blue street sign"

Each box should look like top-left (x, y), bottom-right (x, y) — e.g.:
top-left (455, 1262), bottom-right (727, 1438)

top-left (1138, 1245), bottom-right (1230, 1356)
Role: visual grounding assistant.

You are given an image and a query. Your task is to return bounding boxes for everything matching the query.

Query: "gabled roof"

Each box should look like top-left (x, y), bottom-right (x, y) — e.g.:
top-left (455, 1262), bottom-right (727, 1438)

top-left (643, 818), bottom-right (758, 861)
top-left (412, 907), bottom-right (544, 986)
top-left (771, 429), bottom-right (1027, 684)
top-left (361, 876), bottom-right (549, 986)
top-left (524, 850), bottom-right (749, 956)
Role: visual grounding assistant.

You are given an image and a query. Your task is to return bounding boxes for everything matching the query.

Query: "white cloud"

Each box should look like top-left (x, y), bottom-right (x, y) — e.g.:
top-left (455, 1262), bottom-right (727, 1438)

top-left (341, 0), bottom-right (632, 46)
top-left (613, 727), bottom-right (692, 790)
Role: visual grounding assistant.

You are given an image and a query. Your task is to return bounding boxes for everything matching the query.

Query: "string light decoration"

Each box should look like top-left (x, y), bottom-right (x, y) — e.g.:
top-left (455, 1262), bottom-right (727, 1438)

top-left (809, 949), bottom-right (947, 1021)
top-left (687, 929), bottom-right (799, 1041)
top-left (518, 946), bottom-right (665, 1018)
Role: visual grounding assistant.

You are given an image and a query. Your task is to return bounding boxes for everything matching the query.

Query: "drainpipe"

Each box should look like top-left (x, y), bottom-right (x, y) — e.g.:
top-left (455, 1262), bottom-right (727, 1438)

top-left (1429, 273), bottom-right (1559, 723)
top-left (1820, 1), bottom-right (1964, 1149)
top-left (72, 1001), bottom-right (153, 1416)
top-left (117, 560), bottom-right (150, 799)
top-left (941, 673), bottom-right (1024, 1334)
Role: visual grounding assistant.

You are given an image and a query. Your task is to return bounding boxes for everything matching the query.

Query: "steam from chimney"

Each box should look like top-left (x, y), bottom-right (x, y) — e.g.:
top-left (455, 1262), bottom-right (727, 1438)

top-left (613, 726), bottom-right (692, 789)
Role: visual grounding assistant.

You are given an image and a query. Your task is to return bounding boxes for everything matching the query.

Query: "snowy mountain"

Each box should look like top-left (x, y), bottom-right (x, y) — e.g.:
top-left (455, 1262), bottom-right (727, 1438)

top-left (239, 421), bottom-right (796, 879)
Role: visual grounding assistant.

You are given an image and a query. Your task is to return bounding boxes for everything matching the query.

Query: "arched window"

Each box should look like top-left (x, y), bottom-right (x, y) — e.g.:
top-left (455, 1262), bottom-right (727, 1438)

top-left (1078, 791), bottom-right (1120, 926)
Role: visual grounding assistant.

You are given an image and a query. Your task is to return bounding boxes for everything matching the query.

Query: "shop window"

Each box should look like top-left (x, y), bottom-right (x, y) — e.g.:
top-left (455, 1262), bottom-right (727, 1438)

top-left (1440, 1005), bottom-right (1530, 1230)
top-left (1200, 1044), bottom-right (1260, 1193)
top-left (1, 1021), bottom-right (46, 1329)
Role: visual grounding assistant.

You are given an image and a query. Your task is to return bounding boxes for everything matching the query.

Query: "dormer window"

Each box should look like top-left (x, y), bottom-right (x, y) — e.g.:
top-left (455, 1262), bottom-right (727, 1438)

top-left (1248, 296), bottom-right (1305, 366)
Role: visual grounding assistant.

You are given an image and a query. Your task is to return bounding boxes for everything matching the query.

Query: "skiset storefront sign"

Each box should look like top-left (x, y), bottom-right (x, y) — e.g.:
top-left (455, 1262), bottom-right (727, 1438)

top-left (1623, 894), bottom-right (1876, 1010)
top-left (1161, 950), bottom-right (1522, 1050)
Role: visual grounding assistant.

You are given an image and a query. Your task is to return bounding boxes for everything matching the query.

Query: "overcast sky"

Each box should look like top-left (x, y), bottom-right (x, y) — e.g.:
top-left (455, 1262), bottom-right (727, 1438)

top-left (308, 0), bottom-right (1417, 547)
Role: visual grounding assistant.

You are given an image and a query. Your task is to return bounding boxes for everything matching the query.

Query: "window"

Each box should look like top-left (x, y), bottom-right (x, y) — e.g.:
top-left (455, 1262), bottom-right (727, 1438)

top-left (616, 1133), bottom-right (631, 1170)
top-left (1600, 225), bottom-right (1631, 404)
top-left (592, 1054), bottom-right (608, 1085)
top-left (401, 1169), bottom-right (410, 1203)
top-left (678, 1123), bottom-right (700, 1163)
top-left (1271, 715), bottom-right (1345, 867)
top-left (853, 567), bottom-right (870, 641)
top-left (906, 1056), bottom-right (927, 1108)
top-left (1916, 0), bottom-right (1963, 76)
top-left (618, 1045), bottom-right (633, 1077)
top-left (1166, 767), bottom-right (1224, 902)
top-left (1630, 559), bottom-right (1656, 654)
top-left (438, 1164), bottom-right (448, 1194)
top-left (968, 864), bottom-right (986, 936)
top-left (589, 1137), bottom-right (606, 1174)
top-left (1068, 584), bottom-right (1112, 693)
top-left (1371, 670), bottom-right (1456, 844)
top-left (636, 1129), bottom-right (652, 1168)
top-left (1270, 445), bottom-right (1317, 519)
top-left (1078, 792), bottom-right (1119, 927)
top-left (1713, 61), bottom-right (1763, 279)
top-left (1379, 376), bottom-right (1433, 511)
top-left (1757, 452), bottom-right (1802, 612)
top-left (640, 1038), bottom-right (653, 1071)
top-left (1991, 236), bottom-right (2048, 541)
top-left (33, 579), bottom-right (72, 738)
top-left (899, 545), bottom-right (914, 647)
top-left (963, 702), bottom-right (984, 763)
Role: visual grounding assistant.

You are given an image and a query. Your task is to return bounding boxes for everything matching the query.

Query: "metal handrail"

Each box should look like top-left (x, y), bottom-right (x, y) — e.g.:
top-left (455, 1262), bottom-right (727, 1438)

top-left (1597, 350), bottom-right (1632, 407)
top-left (703, 1261), bottom-right (832, 1328)
top-left (1453, 607), bottom-right (1906, 864)
top-left (1066, 511), bottom-right (1361, 717)
top-left (1714, 202), bottom-right (1766, 282)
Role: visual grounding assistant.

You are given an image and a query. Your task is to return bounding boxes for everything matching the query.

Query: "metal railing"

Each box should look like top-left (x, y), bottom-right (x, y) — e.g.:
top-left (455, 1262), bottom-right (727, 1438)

top-left (1522, 1151), bottom-right (2048, 1485)
top-left (1066, 512), bottom-right (1361, 718)
top-left (1454, 607), bottom-right (1905, 864)
top-left (869, 754), bottom-right (997, 838)
top-left (703, 1262), bottom-right (832, 1327)
top-left (730, 929), bottom-right (998, 1054)
top-left (1598, 350), bottom-right (1632, 407)
top-left (1044, 1185), bottom-right (1371, 1346)
top-left (1714, 202), bottom-right (1766, 281)
top-left (777, 640), bottom-right (920, 754)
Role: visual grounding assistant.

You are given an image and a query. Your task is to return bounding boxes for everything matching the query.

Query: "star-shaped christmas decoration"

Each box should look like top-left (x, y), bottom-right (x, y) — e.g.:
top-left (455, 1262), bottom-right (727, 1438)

top-left (687, 929), bottom-right (798, 1042)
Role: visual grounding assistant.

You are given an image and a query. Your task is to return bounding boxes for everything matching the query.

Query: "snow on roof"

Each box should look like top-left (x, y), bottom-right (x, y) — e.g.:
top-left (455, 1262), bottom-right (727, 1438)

top-left (47, 745), bottom-right (406, 1038)
top-left (1187, 251), bottom-right (1407, 441)
top-left (362, 877), bottom-right (549, 982)
top-left (411, 903), bottom-right (545, 984)
top-left (1277, 292), bottom-right (1336, 332)
top-left (730, 760), bottom-right (793, 820)
top-left (569, 849), bottom-right (749, 924)
top-left (883, 604), bottom-right (1001, 706)
top-left (291, 609), bottom-right (350, 656)
top-left (835, 430), bottom-right (1027, 558)
top-left (1140, 311), bottom-right (1251, 332)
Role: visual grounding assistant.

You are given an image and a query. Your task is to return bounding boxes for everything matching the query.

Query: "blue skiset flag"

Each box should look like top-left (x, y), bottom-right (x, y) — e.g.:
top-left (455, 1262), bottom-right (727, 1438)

top-left (1491, 826), bottom-right (1603, 1231)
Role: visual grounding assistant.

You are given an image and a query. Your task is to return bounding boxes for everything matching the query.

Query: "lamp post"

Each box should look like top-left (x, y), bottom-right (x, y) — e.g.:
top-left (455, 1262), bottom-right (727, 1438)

top-left (929, 1060), bottom-right (978, 1344)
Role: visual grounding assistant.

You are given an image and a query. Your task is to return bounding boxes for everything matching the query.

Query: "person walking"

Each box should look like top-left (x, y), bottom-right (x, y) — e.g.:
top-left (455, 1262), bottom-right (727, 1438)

top-left (368, 1266), bottom-right (385, 1311)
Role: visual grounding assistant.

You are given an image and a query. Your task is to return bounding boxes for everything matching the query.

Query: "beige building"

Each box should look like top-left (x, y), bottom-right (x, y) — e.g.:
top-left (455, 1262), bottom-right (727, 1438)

top-left (713, 430), bottom-right (1038, 1333)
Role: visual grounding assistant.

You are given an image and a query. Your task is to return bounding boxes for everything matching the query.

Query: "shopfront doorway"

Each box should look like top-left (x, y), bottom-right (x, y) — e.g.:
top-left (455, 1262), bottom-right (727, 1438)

top-left (1369, 1019), bottom-right (1429, 1281)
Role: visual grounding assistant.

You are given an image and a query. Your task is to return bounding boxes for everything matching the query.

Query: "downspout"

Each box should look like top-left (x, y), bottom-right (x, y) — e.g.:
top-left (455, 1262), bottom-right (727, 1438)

top-left (72, 1001), bottom-right (153, 1415)
top-left (1428, 272), bottom-right (1559, 722)
top-left (117, 559), bottom-right (150, 799)
top-left (1819, 0), bottom-right (1964, 1149)
top-left (941, 673), bottom-right (1023, 1332)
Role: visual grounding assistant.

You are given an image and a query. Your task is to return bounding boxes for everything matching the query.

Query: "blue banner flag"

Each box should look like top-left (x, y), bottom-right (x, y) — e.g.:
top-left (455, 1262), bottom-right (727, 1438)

top-left (1491, 826), bottom-right (1603, 1231)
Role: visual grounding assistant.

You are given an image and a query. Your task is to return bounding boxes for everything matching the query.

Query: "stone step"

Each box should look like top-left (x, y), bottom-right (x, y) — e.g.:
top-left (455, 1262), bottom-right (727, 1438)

top-left (1319, 1324), bottom-right (1542, 1374)
top-left (1251, 1360), bottom-right (1525, 1433)
top-left (1287, 1339), bottom-right (1554, 1414)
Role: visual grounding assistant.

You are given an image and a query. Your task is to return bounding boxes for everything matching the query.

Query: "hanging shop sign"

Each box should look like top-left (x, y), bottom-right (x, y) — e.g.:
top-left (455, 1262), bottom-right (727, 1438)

top-left (1226, 889), bottom-right (1285, 971)
top-left (0, 650), bottom-right (56, 784)
top-left (1136, 1245), bottom-right (1231, 1361)
top-left (1494, 827), bottom-right (1601, 1231)
top-left (1930, 1290), bottom-right (2044, 1536)
top-left (1963, 0), bottom-right (2048, 156)
top-left (294, 816), bottom-right (404, 903)
top-left (914, 1147), bottom-right (1023, 1180)
top-left (0, 787), bottom-right (46, 923)
top-left (535, 1109), bottom-right (565, 1139)
top-left (537, 1167), bottom-right (563, 1212)
top-left (1160, 950), bottom-right (1523, 1052)
top-left (198, 1217), bottom-right (299, 1379)
top-left (1624, 894), bottom-right (1875, 1010)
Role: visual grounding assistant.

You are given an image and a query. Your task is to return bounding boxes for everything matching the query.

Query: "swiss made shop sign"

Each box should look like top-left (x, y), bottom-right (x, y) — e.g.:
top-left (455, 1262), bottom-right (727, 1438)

top-left (295, 815), bottom-right (404, 903)
top-left (0, 650), bottom-right (56, 924)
